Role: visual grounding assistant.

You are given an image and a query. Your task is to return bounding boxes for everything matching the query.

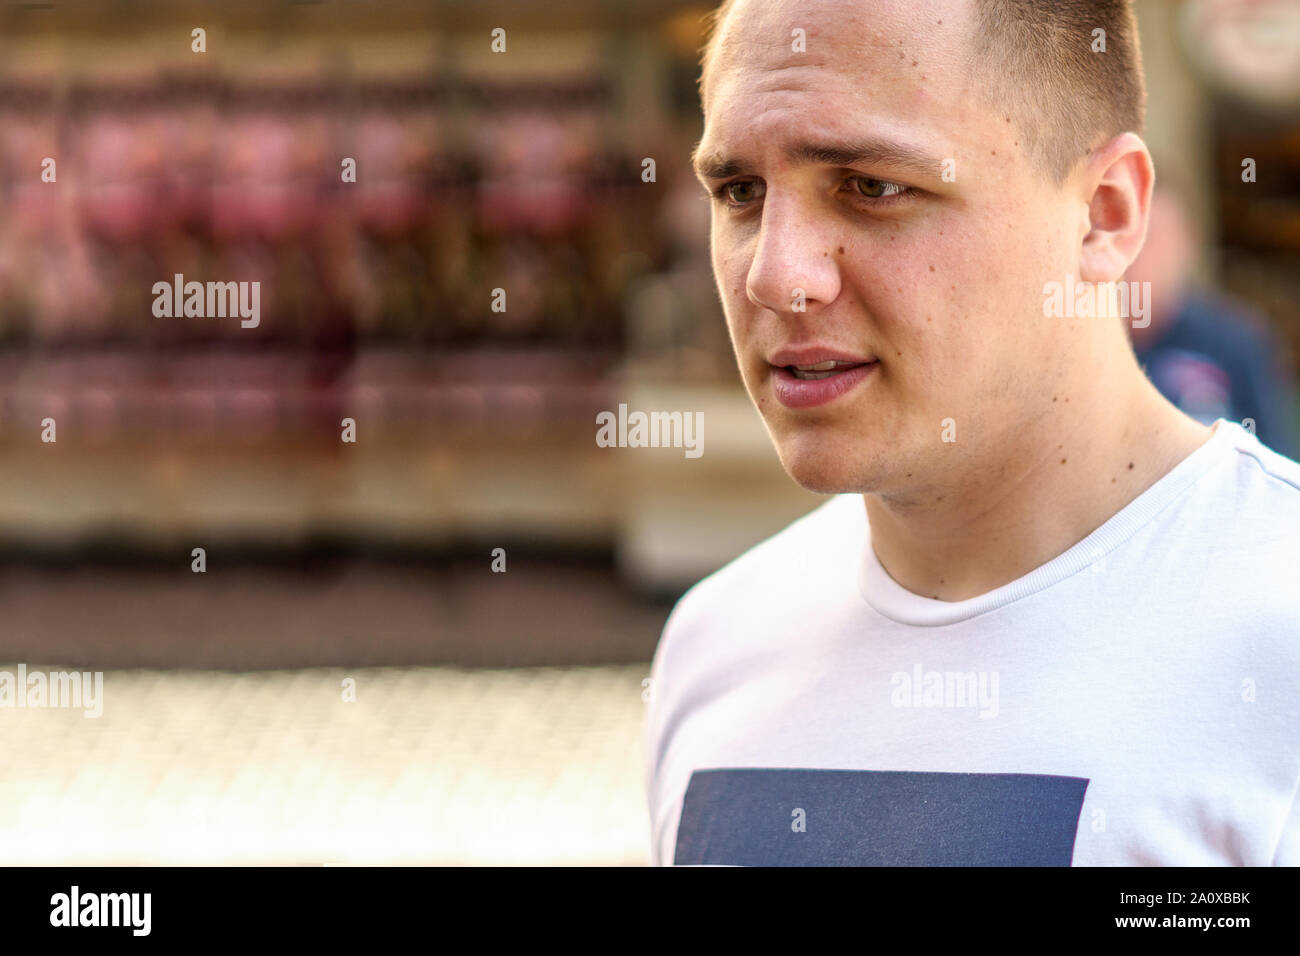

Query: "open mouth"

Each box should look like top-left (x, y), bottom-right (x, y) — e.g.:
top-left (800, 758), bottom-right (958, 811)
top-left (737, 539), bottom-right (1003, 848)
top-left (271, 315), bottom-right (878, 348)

top-left (769, 358), bottom-right (879, 408)
top-left (785, 360), bottom-right (872, 381)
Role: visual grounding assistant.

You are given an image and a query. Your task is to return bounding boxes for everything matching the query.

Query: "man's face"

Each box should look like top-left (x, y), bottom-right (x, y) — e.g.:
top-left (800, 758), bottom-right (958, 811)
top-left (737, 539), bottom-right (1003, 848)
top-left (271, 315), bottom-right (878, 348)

top-left (696, 0), bottom-right (1091, 495)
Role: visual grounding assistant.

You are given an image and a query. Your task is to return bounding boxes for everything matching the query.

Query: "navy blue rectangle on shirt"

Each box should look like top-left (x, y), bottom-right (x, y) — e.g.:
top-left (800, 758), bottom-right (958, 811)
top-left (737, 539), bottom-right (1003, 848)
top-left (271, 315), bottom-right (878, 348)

top-left (674, 768), bottom-right (1089, 866)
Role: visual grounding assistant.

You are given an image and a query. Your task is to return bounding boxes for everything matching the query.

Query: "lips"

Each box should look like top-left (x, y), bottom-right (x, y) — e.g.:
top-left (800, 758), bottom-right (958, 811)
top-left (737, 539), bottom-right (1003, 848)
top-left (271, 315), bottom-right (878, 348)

top-left (785, 359), bottom-right (865, 380)
top-left (768, 347), bottom-right (876, 368)
top-left (766, 347), bottom-right (878, 409)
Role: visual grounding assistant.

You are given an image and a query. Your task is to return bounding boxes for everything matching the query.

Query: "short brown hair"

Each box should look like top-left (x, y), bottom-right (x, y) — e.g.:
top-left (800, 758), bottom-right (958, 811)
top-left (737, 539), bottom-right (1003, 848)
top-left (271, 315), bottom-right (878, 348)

top-left (973, 0), bottom-right (1145, 181)
top-left (697, 0), bottom-right (1146, 184)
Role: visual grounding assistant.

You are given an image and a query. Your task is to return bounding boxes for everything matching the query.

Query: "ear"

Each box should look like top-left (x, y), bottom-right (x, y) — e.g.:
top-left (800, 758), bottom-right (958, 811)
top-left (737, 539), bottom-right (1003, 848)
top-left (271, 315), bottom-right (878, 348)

top-left (1077, 133), bottom-right (1154, 283)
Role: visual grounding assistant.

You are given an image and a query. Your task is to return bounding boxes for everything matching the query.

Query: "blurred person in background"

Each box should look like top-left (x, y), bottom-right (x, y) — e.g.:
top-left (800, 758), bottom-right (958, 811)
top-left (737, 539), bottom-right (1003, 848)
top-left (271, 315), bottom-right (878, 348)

top-left (1127, 176), bottom-right (1298, 459)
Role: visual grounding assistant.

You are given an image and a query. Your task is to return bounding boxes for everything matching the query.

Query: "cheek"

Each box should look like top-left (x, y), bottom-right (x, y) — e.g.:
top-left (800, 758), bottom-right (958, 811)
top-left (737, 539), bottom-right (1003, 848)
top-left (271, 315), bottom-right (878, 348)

top-left (855, 228), bottom-right (969, 365)
top-left (712, 237), bottom-right (753, 334)
top-left (932, 211), bottom-right (1076, 404)
top-left (857, 225), bottom-right (1016, 410)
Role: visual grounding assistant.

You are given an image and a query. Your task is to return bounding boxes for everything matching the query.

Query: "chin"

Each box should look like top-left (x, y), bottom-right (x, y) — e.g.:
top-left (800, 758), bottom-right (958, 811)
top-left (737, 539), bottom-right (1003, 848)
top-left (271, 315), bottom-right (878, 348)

top-left (773, 435), bottom-right (885, 495)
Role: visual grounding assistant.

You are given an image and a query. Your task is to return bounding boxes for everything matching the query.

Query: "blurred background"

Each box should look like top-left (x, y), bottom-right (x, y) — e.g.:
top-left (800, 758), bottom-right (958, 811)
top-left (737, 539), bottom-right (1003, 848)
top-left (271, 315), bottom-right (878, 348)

top-left (0, 0), bottom-right (1297, 865)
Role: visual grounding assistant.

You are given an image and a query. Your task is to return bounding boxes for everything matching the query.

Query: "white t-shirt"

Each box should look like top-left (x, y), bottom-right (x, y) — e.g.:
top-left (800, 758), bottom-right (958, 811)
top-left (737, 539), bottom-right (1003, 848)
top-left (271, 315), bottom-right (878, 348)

top-left (643, 419), bottom-right (1300, 865)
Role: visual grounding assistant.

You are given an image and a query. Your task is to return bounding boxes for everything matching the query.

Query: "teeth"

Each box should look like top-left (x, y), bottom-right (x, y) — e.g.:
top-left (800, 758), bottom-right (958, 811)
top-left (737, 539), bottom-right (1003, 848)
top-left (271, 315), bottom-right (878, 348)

top-left (787, 359), bottom-right (866, 380)
top-left (780, 358), bottom-right (873, 382)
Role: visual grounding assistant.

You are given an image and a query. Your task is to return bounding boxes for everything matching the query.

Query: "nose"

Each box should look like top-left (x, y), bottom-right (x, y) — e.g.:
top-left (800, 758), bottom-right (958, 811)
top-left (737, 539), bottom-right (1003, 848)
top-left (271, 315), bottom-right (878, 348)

top-left (745, 191), bottom-right (841, 316)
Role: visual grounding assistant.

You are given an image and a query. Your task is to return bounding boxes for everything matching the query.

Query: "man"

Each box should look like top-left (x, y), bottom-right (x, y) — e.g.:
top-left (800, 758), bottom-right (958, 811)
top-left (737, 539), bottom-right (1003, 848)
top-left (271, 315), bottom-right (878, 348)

top-left (1127, 180), bottom-right (1298, 459)
top-left (643, 0), bottom-right (1300, 866)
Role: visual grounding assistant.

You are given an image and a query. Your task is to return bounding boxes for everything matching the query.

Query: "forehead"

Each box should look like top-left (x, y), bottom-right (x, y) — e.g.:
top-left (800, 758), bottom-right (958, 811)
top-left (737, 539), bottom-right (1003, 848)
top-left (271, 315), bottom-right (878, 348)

top-left (700, 0), bottom-right (984, 166)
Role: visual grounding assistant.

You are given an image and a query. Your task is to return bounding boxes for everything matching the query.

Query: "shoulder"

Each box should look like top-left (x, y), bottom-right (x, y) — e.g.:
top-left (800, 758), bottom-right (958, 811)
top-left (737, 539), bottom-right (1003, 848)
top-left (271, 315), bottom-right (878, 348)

top-left (643, 493), bottom-right (862, 816)
top-left (1195, 421), bottom-right (1300, 549)
top-left (1216, 420), bottom-right (1300, 500)
top-left (1195, 422), bottom-right (1300, 627)
top-left (645, 493), bottom-right (862, 708)
top-left (657, 493), bottom-right (863, 643)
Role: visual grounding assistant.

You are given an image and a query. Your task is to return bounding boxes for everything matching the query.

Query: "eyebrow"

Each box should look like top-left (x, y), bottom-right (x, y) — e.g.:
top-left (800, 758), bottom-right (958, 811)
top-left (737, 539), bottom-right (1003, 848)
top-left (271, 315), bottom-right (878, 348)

top-left (691, 137), bottom-right (943, 182)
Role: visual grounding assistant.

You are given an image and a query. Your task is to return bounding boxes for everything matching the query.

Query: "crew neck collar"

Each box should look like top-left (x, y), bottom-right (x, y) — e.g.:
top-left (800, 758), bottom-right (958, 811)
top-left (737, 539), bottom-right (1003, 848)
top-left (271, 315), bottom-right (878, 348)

top-left (857, 418), bottom-right (1240, 627)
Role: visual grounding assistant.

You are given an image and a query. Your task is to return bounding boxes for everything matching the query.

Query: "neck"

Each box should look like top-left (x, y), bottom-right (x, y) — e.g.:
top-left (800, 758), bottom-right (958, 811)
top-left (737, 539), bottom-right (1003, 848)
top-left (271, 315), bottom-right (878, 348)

top-left (864, 351), bottom-right (1214, 603)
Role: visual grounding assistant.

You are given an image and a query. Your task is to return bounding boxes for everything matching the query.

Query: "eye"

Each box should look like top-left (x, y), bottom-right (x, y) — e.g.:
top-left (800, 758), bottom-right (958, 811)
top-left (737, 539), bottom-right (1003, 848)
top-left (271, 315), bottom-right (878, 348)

top-left (719, 180), bottom-right (764, 205)
top-left (710, 175), bottom-right (911, 210)
top-left (850, 177), bottom-right (906, 199)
